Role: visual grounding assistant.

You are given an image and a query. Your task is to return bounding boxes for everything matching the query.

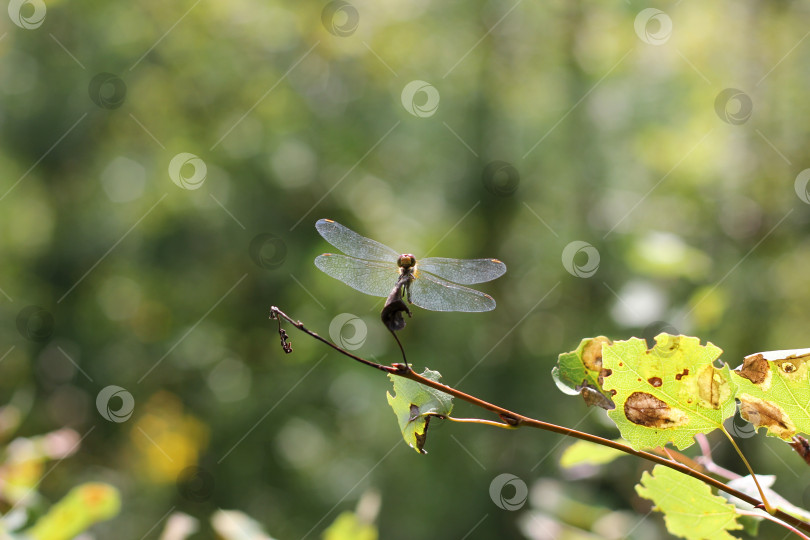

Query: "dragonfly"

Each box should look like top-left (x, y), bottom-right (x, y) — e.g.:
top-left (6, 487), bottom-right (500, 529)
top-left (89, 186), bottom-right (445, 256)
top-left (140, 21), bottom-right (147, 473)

top-left (314, 219), bottom-right (507, 312)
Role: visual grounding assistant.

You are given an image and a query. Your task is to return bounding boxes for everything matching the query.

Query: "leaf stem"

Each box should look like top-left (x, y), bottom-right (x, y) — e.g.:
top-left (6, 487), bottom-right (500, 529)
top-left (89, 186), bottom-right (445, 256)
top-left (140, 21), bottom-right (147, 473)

top-left (440, 416), bottom-right (516, 429)
top-left (269, 306), bottom-right (810, 536)
top-left (719, 427), bottom-right (773, 514)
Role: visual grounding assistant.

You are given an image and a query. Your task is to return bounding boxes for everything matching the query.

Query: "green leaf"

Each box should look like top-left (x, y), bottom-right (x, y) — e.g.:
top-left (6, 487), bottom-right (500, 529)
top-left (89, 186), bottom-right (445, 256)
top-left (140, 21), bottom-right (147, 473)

top-left (559, 439), bottom-right (626, 469)
top-left (552, 336), bottom-right (615, 409)
top-left (26, 483), bottom-right (120, 540)
top-left (322, 511), bottom-right (378, 540)
top-left (636, 465), bottom-right (742, 540)
top-left (730, 348), bottom-right (810, 440)
top-left (386, 369), bottom-right (453, 454)
top-left (602, 334), bottom-right (737, 450)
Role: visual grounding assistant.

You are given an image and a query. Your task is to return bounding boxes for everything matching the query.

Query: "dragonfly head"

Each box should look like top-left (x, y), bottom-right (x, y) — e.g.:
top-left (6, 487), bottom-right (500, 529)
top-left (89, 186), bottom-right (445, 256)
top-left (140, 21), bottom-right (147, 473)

top-left (397, 254), bottom-right (416, 272)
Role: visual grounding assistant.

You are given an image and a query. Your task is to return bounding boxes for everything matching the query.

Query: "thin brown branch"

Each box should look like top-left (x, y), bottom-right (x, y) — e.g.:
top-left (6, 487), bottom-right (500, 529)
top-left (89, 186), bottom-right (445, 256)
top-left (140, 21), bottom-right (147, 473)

top-left (271, 306), bottom-right (394, 374)
top-left (269, 306), bottom-right (810, 536)
top-left (737, 510), bottom-right (810, 540)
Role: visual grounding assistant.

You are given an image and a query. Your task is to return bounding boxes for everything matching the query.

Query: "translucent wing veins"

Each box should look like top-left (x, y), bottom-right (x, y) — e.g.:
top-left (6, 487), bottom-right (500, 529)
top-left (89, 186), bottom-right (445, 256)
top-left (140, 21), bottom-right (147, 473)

top-left (315, 219), bottom-right (399, 262)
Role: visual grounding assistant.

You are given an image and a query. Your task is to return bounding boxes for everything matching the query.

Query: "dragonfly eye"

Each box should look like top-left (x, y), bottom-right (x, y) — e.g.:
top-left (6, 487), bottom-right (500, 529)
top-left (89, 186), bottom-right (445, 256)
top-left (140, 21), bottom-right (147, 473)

top-left (397, 254), bottom-right (416, 269)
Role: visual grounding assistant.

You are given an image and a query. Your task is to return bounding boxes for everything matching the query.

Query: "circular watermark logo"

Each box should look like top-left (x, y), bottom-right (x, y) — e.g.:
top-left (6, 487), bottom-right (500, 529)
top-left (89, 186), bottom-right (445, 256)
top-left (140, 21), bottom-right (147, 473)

top-left (321, 1), bottom-right (359, 37)
top-left (714, 88), bottom-right (752, 125)
top-left (642, 322), bottom-right (680, 358)
top-left (401, 80), bottom-right (440, 118)
top-left (794, 169), bottom-right (810, 204)
top-left (482, 161), bottom-right (519, 196)
top-left (725, 406), bottom-right (757, 439)
top-left (329, 313), bottom-right (367, 350)
top-left (489, 473), bottom-right (528, 511)
top-left (16, 306), bottom-right (54, 342)
top-left (561, 241), bottom-right (600, 278)
top-left (634, 8), bottom-right (672, 45)
top-left (249, 233), bottom-right (287, 269)
top-left (169, 153), bottom-right (207, 190)
top-left (177, 466), bottom-right (215, 502)
top-left (88, 73), bottom-right (127, 110)
top-left (8, 0), bottom-right (46, 29)
top-left (96, 385), bottom-right (135, 423)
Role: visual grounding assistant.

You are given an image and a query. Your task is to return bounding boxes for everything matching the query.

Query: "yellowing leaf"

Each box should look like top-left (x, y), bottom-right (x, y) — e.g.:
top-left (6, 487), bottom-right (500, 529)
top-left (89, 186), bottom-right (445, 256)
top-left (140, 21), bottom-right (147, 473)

top-left (602, 334), bottom-right (737, 450)
top-left (386, 369), bottom-right (453, 454)
top-left (1, 428), bottom-right (80, 504)
top-left (26, 483), bottom-right (121, 540)
top-left (559, 439), bottom-right (626, 469)
top-left (731, 348), bottom-right (810, 440)
top-left (130, 391), bottom-right (209, 483)
top-left (636, 465), bottom-right (742, 540)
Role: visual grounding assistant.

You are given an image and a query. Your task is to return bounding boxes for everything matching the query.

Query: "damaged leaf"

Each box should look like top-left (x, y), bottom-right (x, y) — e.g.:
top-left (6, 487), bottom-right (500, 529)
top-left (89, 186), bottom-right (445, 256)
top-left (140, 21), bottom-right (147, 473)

top-left (636, 465), bottom-right (742, 540)
top-left (552, 336), bottom-right (615, 410)
top-left (386, 369), bottom-right (453, 454)
top-left (26, 483), bottom-right (121, 540)
top-left (731, 349), bottom-right (810, 440)
top-left (601, 334), bottom-right (737, 450)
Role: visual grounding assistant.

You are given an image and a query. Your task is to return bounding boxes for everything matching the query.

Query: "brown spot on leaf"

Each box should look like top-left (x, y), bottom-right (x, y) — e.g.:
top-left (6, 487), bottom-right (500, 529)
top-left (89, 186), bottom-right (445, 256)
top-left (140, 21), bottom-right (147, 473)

top-left (648, 377), bottom-right (662, 388)
top-left (414, 416), bottom-right (430, 454)
top-left (582, 336), bottom-right (611, 371)
top-left (777, 360), bottom-right (799, 374)
top-left (576, 380), bottom-right (615, 410)
top-left (697, 365), bottom-right (724, 409)
top-left (624, 392), bottom-right (688, 428)
top-left (738, 354), bottom-right (770, 385)
top-left (579, 385), bottom-right (616, 410)
top-left (675, 368), bottom-right (689, 381)
top-left (738, 394), bottom-right (795, 439)
top-left (582, 336), bottom-right (613, 386)
top-left (409, 403), bottom-right (421, 422)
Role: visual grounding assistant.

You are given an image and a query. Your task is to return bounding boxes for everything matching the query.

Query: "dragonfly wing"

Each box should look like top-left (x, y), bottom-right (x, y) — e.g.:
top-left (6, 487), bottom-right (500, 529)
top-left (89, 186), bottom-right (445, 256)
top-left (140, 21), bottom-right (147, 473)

top-left (316, 219), bottom-right (400, 262)
top-left (408, 271), bottom-right (496, 312)
top-left (417, 257), bottom-right (507, 285)
top-left (315, 253), bottom-right (398, 297)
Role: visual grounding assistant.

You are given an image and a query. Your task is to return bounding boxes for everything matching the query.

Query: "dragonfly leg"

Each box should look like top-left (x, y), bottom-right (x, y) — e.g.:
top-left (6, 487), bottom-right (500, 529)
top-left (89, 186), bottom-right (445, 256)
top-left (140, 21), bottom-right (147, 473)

top-left (403, 278), bottom-right (414, 304)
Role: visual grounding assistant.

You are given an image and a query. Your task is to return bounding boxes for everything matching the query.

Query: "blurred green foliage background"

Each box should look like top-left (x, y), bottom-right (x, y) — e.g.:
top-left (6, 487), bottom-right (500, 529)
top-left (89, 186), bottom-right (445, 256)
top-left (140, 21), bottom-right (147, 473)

top-left (2, 0), bottom-right (810, 538)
